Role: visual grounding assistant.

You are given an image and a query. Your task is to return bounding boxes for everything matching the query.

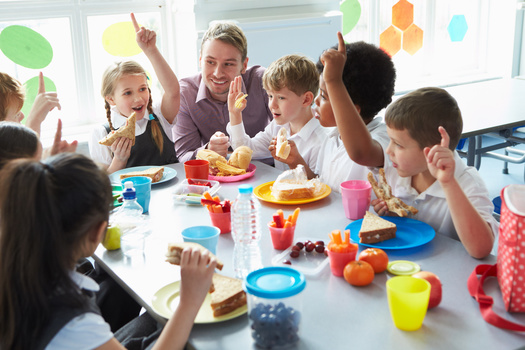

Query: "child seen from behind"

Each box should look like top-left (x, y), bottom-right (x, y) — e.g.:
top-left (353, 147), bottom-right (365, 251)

top-left (0, 153), bottom-right (217, 350)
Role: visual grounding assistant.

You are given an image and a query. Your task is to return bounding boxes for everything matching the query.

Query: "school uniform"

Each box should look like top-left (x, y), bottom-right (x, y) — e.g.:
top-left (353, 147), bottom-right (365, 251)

top-left (313, 118), bottom-right (390, 193)
top-left (89, 104), bottom-right (177, 167)
top-left (227, 117), bottom-right (329, 171)
top-left (44, 272), bottom-right (113, 350)
top-left (377, 151), bottom-right (500, 241)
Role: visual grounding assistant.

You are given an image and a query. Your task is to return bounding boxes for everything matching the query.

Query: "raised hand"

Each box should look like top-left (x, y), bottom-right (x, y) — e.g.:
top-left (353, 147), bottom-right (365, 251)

top-left (26, 72), bottom-right (61, 135)
top-left (424, 126), bottom-right (455, 184)
top-left (131, 12), bottom-right (156, 54)
top-left (320, 32), bottom-right (346, 85)
top-left (50, 119), bottom-right (78, 156)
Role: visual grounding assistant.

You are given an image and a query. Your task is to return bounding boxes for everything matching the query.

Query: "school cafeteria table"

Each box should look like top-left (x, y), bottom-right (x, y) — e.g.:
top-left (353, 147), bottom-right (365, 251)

top-left (444, 78), bottom-right (525, 169)
top-left (94, 161), bottom-right (525, 350)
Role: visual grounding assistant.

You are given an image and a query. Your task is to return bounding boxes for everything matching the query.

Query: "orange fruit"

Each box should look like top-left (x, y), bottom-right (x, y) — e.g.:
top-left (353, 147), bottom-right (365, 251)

top-left (343, 260), bottom-right (374, 286)
top-left (358, 248), bottom-right (389, 273)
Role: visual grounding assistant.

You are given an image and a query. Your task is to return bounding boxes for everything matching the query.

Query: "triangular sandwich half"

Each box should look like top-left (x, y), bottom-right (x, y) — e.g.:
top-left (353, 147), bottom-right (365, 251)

top-left (358, 211), bottom-right (397, 244)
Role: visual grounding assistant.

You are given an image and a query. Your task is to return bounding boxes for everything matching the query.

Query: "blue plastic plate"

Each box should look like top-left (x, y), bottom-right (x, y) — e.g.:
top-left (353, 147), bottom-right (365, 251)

top-left (347, 216), bottom-right (435, 250)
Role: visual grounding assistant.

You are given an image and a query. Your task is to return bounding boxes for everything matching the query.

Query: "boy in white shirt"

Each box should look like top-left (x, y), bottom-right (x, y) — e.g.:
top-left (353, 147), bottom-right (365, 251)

top-left (295, 33), bottom-right (396, 193)
top-left (227, 54), bottom-right (327, 171)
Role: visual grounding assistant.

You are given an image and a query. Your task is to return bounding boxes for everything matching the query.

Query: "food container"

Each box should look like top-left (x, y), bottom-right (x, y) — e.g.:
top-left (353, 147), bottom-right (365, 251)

top-left (244, 267), bottom-right (306, 349)
top-left (172, 178), bottom-right (220, 205)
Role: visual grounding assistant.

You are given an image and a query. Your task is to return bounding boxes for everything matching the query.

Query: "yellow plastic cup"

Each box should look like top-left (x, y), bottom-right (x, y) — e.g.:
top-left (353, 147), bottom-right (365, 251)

top-left (386, 276), bottom-right (430, 331)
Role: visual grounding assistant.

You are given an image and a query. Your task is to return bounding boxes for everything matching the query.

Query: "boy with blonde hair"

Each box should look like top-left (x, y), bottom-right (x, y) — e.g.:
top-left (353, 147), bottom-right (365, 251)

top-left (227, 54), bottom-right (327, 170)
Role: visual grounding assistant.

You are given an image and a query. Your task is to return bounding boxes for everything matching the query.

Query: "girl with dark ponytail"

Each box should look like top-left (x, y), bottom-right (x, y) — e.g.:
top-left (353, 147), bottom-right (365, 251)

top-left (89, 13), bottom-right (180, 174)
top-left (0, 153), bottom-right (216, 349)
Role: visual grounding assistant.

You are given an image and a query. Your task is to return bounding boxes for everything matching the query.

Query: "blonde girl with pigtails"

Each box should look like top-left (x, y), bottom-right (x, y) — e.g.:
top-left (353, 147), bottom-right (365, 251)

top-left (89, 13), bottom-right (179, 173)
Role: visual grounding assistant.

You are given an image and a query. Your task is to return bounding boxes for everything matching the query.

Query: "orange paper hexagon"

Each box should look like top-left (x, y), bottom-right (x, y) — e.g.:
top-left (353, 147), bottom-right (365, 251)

top-left (380, 25), bottom-right (402, 57)
top-left (392, 0), bottom-right (414, 31)
top-left (403, 23), bottom-right (423, 55)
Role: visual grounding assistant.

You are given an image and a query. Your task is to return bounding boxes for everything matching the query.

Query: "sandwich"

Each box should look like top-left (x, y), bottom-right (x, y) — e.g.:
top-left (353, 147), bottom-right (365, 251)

top-left (196, 149), bottom-right (227, 176)
top-left (270, 165), bottom-right (324, 201)
top-left (165, 242), bottom-right (224, 270)
top-left (367, 169), bottom-right (418, 217)
top-left (209, 273), bottom-right (247, 317)
top-left (99, 112), bottom-right (136, 146)
top-left (216, 160), bottom-right (246, 176)
top-left (275, 127), bottom-right (291, 159)
top-left (359, 211), bottom-right (397, 244)
top-left (120, 166), bottom-right (165, 183)
top-left (228, 146), bottom-right (253, 170)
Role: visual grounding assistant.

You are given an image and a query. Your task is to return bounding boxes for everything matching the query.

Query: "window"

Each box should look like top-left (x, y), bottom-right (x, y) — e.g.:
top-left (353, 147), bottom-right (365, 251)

top-left (341, 0), bottom-right (516, 93)
top-left (0, 0), bottom-right (169, 143)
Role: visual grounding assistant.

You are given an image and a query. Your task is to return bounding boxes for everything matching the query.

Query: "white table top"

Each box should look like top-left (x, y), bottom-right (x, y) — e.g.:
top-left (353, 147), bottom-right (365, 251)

top-left (445, 78), bottom-right (525, 138)
top-left (94, 161), bottom-right (525, 349)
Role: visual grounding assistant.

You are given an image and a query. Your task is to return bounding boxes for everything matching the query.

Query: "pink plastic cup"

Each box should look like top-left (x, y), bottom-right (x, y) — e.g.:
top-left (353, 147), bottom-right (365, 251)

top-left (184, 159), bottom-right (209, 179)
top-left (268, 223), bottom-right (296, 250)
top-left (209, 211), bottom-right (231, 234)
top-left (327, 249), bottom-right (357, 277)
top-left (340, 180), bottom-right (372, 220)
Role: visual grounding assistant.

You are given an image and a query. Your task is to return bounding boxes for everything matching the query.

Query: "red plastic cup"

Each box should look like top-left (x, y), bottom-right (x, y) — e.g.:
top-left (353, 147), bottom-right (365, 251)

top-left (268, 223), bottom-right (296, 250)
top-left (327, 249), bottom-right (357, 277)
top-left (184, 159), bottom-right (209, 179)
top-left (209, 211), bottom-right (231, 234)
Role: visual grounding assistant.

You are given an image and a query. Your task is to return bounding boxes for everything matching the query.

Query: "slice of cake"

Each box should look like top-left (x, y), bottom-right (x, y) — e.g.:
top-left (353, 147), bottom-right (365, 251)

top-left (359, 211), bottom-right (397, 244)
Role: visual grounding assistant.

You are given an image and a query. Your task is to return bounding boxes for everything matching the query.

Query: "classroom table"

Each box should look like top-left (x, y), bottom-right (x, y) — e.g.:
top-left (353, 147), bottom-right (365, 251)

top-left (444, 78), bottom-right (525, 169)
top-left (94, 161), bottom-right (525, 350)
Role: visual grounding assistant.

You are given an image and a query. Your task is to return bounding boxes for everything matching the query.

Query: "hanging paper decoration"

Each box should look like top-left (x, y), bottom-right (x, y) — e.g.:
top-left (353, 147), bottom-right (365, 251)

top-left (102, 21), bottom-right (141, 57)
top-left (380, 0), bottom-right (423, 56)
top-left (340, 0), bottom-right (362, 36)
top-left (0, 25), bottom-right (53, 69)
top-left (447, 15), bottom-right (468, 42)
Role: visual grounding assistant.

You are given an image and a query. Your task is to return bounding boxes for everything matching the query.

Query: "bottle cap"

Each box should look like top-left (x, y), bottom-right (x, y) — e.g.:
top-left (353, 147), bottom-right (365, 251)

top-left (238, 184), bottom-right (253, 194)
top-left (387, 260), bottom-right (421, 276)
top-left (122, 181), bottom-right (137, 200)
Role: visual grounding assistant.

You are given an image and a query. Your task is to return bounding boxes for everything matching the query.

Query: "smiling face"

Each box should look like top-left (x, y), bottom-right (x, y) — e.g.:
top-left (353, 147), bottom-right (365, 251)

top-left (313, 75), bottom-right (336, 127)
top-left (266, 87), bottom-right (308, 125)
top-left (385, 126), bottom-right (428, 178)
top-left (200, 39), bottom-right (248, 102)
top-left (105, 74), bottom-right (149, 120)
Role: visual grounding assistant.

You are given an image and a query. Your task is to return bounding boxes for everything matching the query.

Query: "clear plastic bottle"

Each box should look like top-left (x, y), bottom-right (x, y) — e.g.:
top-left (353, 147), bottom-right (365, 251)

top-left (232, 184), bottom-right (263, 279)
top-left (116, 181), bottom-right (145, 257)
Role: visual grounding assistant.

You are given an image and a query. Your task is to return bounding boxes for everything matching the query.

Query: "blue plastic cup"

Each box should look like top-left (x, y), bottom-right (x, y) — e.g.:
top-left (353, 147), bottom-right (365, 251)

top-left (181, 226), bottom-right (220, 255)
top-left (120, 176), bottom-right (152, 213)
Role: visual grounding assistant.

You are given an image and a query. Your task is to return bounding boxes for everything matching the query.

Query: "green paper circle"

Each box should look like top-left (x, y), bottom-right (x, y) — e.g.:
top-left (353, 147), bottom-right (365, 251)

top-left (340, 0), bottom-right (362, 36)
top-left (21, 75), bottom-right (57, 119)
top-left (0, 25), bottom-right (53, 69)
top-left (102, 22), bottom-right (141, 57)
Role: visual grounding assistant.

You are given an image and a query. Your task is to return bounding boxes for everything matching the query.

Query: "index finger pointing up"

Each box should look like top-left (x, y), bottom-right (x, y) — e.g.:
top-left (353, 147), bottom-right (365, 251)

top-left (130, 13), bottom-right (140, 32)
top-left (438, 126), bottom-right (450, 149)
top-left (38, 72), bottom-right (45, 94)
top-left (337, 31), bottom-right (346, 54)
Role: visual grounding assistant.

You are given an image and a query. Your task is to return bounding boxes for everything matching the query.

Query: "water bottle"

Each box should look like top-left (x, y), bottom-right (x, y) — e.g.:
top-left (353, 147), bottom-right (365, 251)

top-left (232, 184), bottom-right (263, 279)
top-left (116, 181), bottom-right (145, 257)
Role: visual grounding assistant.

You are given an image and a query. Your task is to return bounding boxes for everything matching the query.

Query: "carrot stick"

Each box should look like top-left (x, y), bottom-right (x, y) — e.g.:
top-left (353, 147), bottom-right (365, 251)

top-left (203, 191), bottom-right (213, 201)
top-left (345, 229), bottom-right (350, 245)
top-left (213, 204), bottom-right (223, 213)
top-left (291, 207), bottom-right (300, 225)
top-left (212, 195), bottom-right (220, 203)
top-left (283, 221), bottom-right (292, 228)
top-left (269, 221), bottom-right (277, 228)
top-left (287, 215), bottom-right (293, 224)
top-left (332, 230), bottom-right (342, 245)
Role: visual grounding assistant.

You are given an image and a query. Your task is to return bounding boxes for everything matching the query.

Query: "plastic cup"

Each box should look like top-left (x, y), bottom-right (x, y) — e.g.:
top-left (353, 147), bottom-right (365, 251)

top-left (209, 211), bottom-right (231, 234)
top-left (340, 180), bottom-right (372, 220)
top-left (184, 160), bottom-right (209, 179)
top-left (120, 176), bottom-right (152, 213)
top-left (327, 249), bottom-right (357, 277)
top-left (181, 225), bottom-right (220, 255)
top-left (268, 223), bottom-right (296, 250)
top-left (386, 276), bottom-right (431, 331)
